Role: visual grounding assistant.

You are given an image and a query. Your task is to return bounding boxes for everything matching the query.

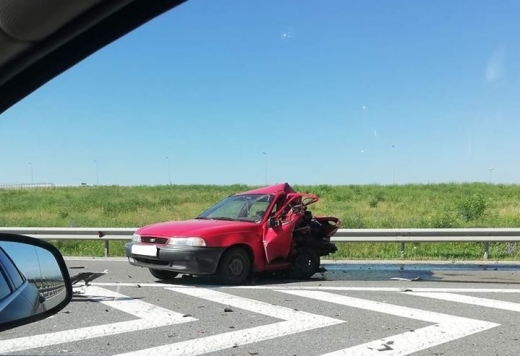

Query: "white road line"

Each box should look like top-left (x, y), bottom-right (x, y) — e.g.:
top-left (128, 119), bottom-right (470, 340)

top-left (92, 282), bottom-right (190, 287)
top-left (231, 285), bottom-right (520, 293)
top-left (0, 286), bottom-right (196, 354)
top-left (91, 282), bottom-right (520, 293)
top-left (408, 292), bottom-right (520, 312)
top-left (114, 287), bottom-right (344, 356)
top-left (280, 290), bottom-right (499, 356)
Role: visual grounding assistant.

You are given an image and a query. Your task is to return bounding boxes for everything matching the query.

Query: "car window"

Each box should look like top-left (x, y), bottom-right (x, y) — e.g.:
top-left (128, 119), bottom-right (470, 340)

top-left (198, 194), bottom-right (274, 222)
top-left (208, 199), bottom-right (245, 219)
top-left (245, 201), bottom-right (270, 219)
top-left (0, 248), bottom-right (25, 290)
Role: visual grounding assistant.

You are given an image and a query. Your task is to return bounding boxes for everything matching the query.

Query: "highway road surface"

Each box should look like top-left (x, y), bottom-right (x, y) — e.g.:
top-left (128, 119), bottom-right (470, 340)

top-left (1, 258), bottom-right (519, 355)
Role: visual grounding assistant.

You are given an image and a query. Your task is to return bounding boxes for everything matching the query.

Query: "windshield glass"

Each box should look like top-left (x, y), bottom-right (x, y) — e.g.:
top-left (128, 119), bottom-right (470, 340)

top-left (197, 194), bottom-right (273, 222)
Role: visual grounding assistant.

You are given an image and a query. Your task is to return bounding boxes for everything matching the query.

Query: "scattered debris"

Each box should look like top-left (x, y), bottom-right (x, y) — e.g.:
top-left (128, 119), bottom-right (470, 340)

top-left (69, 266), bottom-right (85, 269)
top-left (183, 314), bottom-right (192, 318)
top-left (105, 309), bottom-right (109, 312)
top-left (70, 270), bottom-right (108, 286)
top-left (391, 277), bottom-right (422, 281)
top-left (229, 326), bottom-right (235, 329)
top-left (377, 343), bottom-right (393, 351)
top-left (224, 307), bottom-right (233, 312)
top-left (62, 310), bottom-right (71, 314)
top-left (248, 352), bottom-right (259, 355)
top-left (137, 284), bottom-right (141, 288)
top-left (128, 275), bottom-right (132, 278)
top-left (233, 344), bottom-right (239, 348)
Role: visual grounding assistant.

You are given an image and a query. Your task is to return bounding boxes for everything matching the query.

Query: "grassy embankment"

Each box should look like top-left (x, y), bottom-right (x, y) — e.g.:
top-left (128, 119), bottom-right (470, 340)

top-left (1, 183), bottom-right (520, 260)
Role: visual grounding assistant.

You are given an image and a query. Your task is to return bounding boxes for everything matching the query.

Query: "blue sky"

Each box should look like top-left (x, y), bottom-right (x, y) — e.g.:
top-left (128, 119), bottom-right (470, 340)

top-left (1, 0), bottom-right (519, 186)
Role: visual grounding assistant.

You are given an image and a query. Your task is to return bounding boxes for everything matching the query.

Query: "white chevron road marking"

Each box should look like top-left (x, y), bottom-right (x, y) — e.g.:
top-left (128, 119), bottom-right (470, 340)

top-left (279, 290), bottom-right (499, 356)
top-left (115, 287), bottom-right (344, 356)
top-left (0, 286), bottom-right (196, 354)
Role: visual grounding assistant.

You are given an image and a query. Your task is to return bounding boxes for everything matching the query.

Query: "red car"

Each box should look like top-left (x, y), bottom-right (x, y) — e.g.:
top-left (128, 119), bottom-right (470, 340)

top-left (125, 183), bottom-right (340, 285)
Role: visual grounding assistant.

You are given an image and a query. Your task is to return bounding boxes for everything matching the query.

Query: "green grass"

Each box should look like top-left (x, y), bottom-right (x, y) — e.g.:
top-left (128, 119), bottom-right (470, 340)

top-left (1, 183), bottom-right (520, 260)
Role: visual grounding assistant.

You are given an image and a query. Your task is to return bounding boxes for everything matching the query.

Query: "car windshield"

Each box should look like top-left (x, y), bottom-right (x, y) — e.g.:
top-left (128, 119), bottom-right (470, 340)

top-left (196, 194), bottom-right (273, 222)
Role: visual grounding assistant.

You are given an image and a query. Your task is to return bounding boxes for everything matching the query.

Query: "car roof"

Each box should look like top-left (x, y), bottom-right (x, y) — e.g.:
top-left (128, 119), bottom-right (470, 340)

top-left (236, 183), bottom-right (297, 196)
top-left (0, 0), bottom-right (187, 114)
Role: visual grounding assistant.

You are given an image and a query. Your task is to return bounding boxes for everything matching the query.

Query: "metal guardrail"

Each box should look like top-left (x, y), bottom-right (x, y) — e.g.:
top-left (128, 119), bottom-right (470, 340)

top-left (1, 227), bottom-right (136, 257)
top-left (1, 227), bottom-right (519, 259)
top-left (333, 228), bottom-right (520, 259)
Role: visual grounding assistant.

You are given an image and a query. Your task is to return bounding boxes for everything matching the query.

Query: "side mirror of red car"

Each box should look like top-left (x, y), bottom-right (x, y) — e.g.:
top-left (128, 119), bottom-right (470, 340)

top-left (267, 216), bottom-right (280, 228)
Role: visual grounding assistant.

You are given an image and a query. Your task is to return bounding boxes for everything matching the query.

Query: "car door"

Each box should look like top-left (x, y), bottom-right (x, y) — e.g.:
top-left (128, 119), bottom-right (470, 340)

top-left (262, 194), bottom-right (302, 264)
top-left (0, 247), bottom-right (35, 323)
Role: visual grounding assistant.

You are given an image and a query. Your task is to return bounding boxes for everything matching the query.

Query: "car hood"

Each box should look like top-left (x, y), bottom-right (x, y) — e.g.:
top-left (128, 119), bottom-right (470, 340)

top-left (136, 219), bottom-right (258, 238)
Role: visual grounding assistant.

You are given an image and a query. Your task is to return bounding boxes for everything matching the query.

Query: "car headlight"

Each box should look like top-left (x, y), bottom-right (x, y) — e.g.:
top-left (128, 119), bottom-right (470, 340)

top-left (132, 233), bottom-right (141, 242)
top-left (168, 237), bottom-right (206, 247)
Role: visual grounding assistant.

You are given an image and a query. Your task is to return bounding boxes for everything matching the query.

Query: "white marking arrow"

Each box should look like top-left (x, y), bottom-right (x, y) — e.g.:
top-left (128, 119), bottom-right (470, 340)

top-left (0, 286), bottom-right (196, 354)
top-left (115, 287), bottom-right (344, 356)
top-left (280, 290), bottom-right (499, 356)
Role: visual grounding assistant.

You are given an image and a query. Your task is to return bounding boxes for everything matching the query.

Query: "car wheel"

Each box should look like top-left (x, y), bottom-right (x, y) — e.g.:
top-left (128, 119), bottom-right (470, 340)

top-left (216, 246), bottom-right (252, 285)
top-left (149, 269), bottom-right (179, 280)
top-left (289, 248), bottom-right (320, 279)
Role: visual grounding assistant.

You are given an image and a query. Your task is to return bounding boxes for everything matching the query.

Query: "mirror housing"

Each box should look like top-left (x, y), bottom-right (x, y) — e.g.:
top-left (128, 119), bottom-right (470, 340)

top-left (267, 216), bottom-right (279, 228)
top-left (0, 234), bottom-right (72, 332)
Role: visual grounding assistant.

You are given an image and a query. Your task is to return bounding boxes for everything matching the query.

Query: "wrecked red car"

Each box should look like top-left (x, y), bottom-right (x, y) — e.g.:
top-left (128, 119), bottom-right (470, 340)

top-left (125, 183), bottom-right (340, 285)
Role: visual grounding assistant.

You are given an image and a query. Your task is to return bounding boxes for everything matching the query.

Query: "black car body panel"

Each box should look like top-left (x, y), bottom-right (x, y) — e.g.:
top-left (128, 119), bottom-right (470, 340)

top-left (125, 243), bottom-right (226, 275)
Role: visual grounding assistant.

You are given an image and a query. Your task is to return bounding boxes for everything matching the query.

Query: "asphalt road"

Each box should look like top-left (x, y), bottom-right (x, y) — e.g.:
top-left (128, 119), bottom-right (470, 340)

top-left (1, 258), bottom-right (519, 356)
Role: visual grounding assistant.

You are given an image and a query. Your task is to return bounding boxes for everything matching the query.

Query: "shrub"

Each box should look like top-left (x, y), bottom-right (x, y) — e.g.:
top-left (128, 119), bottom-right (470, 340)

top-left (457, 194), bottom-right (487, 221)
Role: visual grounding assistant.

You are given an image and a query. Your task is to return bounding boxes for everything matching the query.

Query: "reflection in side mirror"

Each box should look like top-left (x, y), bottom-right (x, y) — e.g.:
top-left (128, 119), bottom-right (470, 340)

top-left (0, 234), bottom-right (72, 332)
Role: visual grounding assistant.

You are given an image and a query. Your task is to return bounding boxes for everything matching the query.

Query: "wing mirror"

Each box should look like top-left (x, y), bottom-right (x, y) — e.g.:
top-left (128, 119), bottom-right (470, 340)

top-left (267, 216), bottom-right (280, 228)
top-left (0, 234), bottom-right (72, 332)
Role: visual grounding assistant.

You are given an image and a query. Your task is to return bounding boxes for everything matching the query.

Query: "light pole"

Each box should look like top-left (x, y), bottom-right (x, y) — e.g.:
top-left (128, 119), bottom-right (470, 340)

top-left (29, 162), bottom-right (34, 184)
top-left (262, 152), bottom-right (267, 185)
top-left (391, 145), bottom-right (396, 185)
top-left (93, 160), bottom-right (99, 185)
top-left (166, 156), bottom-right (171, 185)
top-left (488, 167), bottom-right (494, 183)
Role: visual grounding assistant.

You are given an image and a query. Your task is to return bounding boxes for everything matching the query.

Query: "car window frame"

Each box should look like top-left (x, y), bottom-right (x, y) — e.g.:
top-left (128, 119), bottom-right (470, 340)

top-left (0, 247), bottom-right (26, 291)
top-left (0, 261), bottom-right (13, 301)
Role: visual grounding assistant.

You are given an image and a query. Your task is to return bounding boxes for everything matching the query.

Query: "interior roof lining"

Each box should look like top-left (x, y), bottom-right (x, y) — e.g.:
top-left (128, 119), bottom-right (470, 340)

top-left (0, 0), bottom-right (105, 42)
top-left (0, 0), bottom-right (188, 114)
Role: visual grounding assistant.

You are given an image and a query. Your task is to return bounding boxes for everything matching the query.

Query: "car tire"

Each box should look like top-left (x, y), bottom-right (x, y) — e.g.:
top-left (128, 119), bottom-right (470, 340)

top-left (149, 269), bottom-right (179, 280)
top-left (215, 246), bottom-right (252, 285)
top-left (289, 248), bottom-right (320, 279)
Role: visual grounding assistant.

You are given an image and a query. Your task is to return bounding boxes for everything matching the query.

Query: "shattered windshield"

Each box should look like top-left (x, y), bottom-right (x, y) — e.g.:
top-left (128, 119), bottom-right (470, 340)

top-left (196, 194), bottom-right (273, 222)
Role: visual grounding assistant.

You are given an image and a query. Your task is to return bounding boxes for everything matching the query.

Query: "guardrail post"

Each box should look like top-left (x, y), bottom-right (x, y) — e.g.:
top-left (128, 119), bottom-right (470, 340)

top-left (104, 240), bottom-right (110, 257)
top-left (483, 242), bottom-right (489, 260)
top-left (400, 242), bottom-right (405, 259)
